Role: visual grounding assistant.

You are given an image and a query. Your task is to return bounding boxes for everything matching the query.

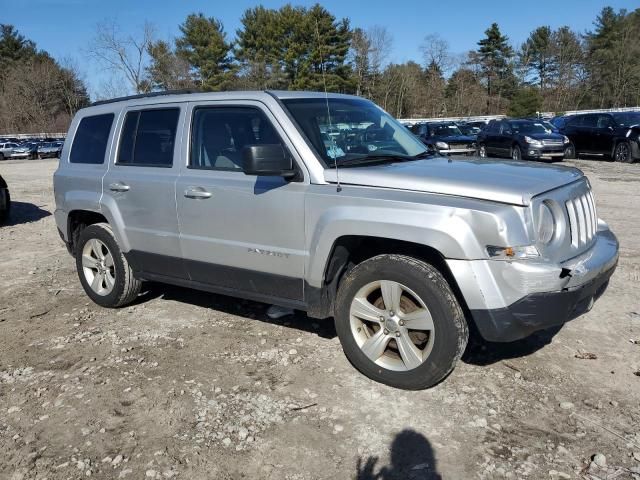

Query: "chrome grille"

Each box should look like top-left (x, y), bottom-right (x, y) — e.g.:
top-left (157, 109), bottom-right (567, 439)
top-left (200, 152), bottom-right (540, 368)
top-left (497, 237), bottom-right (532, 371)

top-left (566, 190), bottom-right (597, 248)
top-left (449, 142), bottom-right (473, 149)
top-left (542, 139), bottom-right (563, 146)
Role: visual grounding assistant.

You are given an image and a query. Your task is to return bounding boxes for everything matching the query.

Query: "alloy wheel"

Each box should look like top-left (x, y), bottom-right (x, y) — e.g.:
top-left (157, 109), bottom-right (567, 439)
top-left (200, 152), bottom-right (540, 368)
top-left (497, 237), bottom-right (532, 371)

top-left (349, 280), bottom-right (435, 371)
top-left (615, 143), bottom-right (630, 162)
top-left (81, 239), bottom-right (116, 296)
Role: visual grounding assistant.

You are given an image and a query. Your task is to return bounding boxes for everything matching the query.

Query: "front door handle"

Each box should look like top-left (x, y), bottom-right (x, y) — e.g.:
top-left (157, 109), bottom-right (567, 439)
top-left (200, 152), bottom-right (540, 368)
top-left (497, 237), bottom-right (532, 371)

top-left (184, 187), bottom-right (212, 199)
top-left (109, 182), bottom-right (130, 192)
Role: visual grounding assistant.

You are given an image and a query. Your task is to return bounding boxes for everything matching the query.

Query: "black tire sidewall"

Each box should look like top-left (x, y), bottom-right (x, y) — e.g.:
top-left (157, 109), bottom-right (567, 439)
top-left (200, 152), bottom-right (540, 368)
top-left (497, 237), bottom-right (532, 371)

top-left (335, 255), bottom-right (467, 390)
top-left (76, 224), bottom-right (129, 308)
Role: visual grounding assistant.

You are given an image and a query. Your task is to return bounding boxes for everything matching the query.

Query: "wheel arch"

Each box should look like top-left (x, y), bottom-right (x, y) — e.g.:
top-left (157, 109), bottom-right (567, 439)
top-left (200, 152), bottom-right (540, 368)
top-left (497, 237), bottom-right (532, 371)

top-left (305, 235), bottom-right (470, 320)
top-left (66, 209), bottom-right (109, 255)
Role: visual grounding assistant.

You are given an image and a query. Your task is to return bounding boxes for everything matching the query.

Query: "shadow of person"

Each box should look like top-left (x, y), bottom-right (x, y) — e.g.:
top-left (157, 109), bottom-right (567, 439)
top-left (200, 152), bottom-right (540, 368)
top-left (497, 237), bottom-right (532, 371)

top-left (461, 322), bottom-right (563, 366)
top-left (356, 429), bottom-right (441, 480)
top-left (2, 201), bottom-right (51, 226)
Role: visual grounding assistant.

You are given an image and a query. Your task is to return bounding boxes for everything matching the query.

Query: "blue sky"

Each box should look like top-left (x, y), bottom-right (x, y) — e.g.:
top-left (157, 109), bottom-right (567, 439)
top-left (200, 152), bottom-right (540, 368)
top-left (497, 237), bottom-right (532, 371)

top-left (1, 0), bottom-right (637, 98)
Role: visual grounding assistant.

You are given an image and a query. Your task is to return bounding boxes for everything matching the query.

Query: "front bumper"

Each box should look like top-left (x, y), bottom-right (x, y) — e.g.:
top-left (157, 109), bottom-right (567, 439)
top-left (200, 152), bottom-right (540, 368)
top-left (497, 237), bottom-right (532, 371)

top-left (448, 226), bottom-right (619, 342)
top-left (524, 145), bottom-right (566, 160)
top-left (9, 153), bottom-right (29, 159)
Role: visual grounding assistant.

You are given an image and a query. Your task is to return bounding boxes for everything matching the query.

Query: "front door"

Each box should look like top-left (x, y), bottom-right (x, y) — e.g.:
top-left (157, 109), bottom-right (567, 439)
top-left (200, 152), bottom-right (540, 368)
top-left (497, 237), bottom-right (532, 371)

top-left (176, 102), bottom-right (307, 303)
top-left (101, 105), bottom-right (188, 278)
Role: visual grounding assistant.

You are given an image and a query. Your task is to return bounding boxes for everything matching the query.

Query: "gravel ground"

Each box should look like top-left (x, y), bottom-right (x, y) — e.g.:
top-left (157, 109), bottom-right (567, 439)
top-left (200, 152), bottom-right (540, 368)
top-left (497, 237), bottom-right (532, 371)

top-left (0, 157), bottom-right (639, 480)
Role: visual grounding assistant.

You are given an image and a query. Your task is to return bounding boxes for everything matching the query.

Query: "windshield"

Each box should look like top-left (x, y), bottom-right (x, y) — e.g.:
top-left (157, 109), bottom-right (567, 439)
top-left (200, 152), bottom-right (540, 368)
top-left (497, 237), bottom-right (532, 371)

top-left (509, 121), bottom-right (550, 134)
top-left (613, 112), bottom-right (640, 127)
top-left (429, 123), bottom-right (463, 137)
top-left (281, 97), bottom-right (430, 167)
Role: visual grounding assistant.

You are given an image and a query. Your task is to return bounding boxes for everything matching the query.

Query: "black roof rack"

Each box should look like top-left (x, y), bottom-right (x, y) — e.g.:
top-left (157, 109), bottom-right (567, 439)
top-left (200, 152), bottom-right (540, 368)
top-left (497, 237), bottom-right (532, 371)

top-left (91, 89), bottom-right (202, 107)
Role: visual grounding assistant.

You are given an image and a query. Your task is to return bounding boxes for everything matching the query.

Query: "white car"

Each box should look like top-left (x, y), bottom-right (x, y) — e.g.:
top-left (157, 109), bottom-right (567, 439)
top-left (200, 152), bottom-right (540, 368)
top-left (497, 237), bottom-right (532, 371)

top-left (0, 142), bottom-right (20, 160)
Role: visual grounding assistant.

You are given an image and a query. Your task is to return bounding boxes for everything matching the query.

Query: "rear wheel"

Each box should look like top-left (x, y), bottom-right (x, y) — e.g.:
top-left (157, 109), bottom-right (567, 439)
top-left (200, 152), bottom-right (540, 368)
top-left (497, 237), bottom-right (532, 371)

top-left (614, 141), bottom-right (632, 163)
top-left (334, 254), bottom-right (468, 390)
top-left (76, 223), bottom-right (142, 308)
top-left (511, 145), bottom-right (522, 160)
top-left (478, 144), bottom-right (487, 158)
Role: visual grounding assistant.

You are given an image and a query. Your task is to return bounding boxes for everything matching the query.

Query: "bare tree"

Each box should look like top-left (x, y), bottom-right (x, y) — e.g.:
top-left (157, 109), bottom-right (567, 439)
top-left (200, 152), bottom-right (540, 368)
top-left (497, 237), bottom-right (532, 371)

top-left (420, 33), bottom-right (453, 74)
top-left (88, 20), bottom-right (154, 94)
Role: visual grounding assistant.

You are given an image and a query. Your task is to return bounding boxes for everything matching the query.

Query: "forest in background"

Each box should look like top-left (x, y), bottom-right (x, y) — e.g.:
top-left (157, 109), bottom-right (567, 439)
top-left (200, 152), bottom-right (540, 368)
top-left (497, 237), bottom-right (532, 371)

top-left (1, 4), bottom-right (639, 132)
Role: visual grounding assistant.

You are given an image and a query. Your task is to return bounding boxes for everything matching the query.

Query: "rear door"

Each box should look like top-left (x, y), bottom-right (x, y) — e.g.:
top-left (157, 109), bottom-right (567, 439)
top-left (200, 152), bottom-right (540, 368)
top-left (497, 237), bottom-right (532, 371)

top-left (482, 121), bottom-right (501, 155)
top-left (577, 114), bottom-right (598, 154)
top-left (175, 101), bottom-right (307, 303)
top-left (593, 114), bottom-right (616, 155)
top-left (101, 104), bottom-right (188, 278)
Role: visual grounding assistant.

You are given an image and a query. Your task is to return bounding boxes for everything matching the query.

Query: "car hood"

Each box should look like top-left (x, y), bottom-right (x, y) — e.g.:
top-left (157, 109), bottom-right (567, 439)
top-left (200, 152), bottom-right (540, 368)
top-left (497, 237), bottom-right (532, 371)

top-left (323, 157), bottom-right (583, 206)
top-left (435, 135), bottom-right (476, 143)
top-left (521, 132), bottom-right (565, 141)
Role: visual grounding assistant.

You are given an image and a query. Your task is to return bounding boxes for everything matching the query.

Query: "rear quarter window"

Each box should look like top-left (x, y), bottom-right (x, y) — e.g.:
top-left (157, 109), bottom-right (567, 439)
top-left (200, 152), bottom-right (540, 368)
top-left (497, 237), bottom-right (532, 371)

top-left (70, 113), bottom-right (115, 164)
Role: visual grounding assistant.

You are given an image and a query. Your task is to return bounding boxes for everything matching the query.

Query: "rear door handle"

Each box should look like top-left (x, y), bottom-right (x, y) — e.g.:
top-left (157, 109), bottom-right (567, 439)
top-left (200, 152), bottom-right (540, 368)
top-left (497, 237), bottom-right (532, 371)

top-left (109, 182), bottom-right (130, 192)
top-left (184, 187), bottom-right (212, 199)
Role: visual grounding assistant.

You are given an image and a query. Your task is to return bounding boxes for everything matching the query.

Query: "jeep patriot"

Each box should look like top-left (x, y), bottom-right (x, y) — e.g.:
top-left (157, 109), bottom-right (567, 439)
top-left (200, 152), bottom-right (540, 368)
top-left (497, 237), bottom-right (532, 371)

top-left (53, 91), bottom-right (619, 389)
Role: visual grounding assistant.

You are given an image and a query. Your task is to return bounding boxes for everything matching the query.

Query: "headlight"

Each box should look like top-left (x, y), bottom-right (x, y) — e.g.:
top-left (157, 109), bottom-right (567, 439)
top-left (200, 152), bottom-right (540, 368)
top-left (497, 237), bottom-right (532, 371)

top-left (563, 135), bottom-right (570, 144)
top-left (435, 141), bottom-right (449, 149)
top-left (537, 202), bottom-right (556, 244)
top-left (524, 136), bottom-right (543, 147)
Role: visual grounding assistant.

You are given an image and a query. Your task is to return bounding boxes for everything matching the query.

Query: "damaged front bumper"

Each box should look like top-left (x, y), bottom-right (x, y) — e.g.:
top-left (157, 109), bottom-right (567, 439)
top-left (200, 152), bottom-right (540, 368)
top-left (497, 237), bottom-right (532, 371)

top-left (448, 225), bottom-right (619, 342)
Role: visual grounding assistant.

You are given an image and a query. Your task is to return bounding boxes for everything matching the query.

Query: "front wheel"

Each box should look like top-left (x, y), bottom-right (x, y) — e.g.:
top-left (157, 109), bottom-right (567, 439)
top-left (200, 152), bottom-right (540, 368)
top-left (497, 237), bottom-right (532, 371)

top-left (564, 143), bottom-right (576, 159)
top-left (76, 223), bottom-right (142, 308)
top-left (478, 144), bottom-right (487, 158)
top-left (511, 145), bottom-right (522, 160)
top-left (614, 141), bottom-right (632, 163)
top-left (334, 254), bottom-right (468, 390)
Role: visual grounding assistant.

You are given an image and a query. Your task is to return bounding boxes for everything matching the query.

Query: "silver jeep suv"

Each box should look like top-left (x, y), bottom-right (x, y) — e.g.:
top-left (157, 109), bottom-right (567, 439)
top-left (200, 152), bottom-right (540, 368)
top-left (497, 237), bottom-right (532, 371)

top-left (53, 91), bottom-right (618, 389)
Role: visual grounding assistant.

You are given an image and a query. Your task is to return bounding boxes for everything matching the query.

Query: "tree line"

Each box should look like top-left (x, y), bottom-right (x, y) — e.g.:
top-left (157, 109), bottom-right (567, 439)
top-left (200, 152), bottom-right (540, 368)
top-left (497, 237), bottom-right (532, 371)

top-left (2, 4), bottom-right (640, 133)
top-left (0, 25), bottom-right (89, 133)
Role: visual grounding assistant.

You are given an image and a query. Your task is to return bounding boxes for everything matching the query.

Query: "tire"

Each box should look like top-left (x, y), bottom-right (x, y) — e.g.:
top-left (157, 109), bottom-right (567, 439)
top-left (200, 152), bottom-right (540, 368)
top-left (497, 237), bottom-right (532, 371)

top-left (334, 254), bottom-right (468, 390)
top-left (564, 143), bottom-right (576, 159)
top-left (478, 144), bottom-right (487, 158)
top-left (0, 153), bottom-right (4, 160)
top-left (511, 145), bottom-right (522, 160)
top-left (75, 223), bottom-right (142, 308)
top-left (614, 141), bottom-right (633, 163)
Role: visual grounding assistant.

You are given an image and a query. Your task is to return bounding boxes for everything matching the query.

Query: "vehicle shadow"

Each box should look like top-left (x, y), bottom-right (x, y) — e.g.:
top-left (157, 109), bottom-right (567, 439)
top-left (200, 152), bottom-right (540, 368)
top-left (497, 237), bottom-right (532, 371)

top-left (355, 429), bottom-right (441, 480)
top-left (461, 322), bottom-right (563, 366)
top-left (138, 282), bottom-right (338, 339)
top-left (3, 201), bottom-right (51, 226)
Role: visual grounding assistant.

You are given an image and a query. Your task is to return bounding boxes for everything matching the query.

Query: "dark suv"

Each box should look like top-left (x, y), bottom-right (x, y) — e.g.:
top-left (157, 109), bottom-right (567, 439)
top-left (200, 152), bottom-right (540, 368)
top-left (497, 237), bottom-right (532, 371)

top-left (477, 119), bottom-right (569, 161)
top-left (410, 122), bottom-right (476, 155)
top-left (561, 112), bottom-right (640, 163)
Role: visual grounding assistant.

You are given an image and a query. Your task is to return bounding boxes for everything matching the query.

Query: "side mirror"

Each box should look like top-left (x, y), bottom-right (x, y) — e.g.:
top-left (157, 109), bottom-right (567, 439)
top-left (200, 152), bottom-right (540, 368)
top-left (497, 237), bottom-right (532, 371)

top-left (242, 144), bottom-right (295, 178)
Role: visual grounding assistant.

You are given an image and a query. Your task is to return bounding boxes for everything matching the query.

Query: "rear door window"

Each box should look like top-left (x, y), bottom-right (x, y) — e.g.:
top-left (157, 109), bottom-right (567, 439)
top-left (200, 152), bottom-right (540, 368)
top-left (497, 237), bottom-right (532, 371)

top-left (70, 114), bottom-right (114, 164)
top-left (581, 115), bottom-right (598, 128)
top-left (117, 108), bottom-right (179, 167)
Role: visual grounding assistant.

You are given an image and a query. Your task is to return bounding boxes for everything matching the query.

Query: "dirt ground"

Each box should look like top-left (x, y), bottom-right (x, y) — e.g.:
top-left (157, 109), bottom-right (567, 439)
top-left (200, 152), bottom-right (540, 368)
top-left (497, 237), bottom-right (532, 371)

top-left (0, 157), bottom-right (639, 480)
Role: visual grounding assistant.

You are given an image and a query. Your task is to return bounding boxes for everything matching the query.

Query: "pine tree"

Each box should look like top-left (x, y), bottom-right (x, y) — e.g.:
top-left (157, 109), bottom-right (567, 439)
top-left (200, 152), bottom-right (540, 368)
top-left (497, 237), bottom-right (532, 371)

top-left (176, 13), bottom-right (234, 91)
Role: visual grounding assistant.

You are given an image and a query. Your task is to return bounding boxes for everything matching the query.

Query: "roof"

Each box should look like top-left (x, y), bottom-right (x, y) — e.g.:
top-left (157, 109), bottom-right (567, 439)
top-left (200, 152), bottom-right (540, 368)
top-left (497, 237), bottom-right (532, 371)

top-left (91, 89), bottom-right (358, 107)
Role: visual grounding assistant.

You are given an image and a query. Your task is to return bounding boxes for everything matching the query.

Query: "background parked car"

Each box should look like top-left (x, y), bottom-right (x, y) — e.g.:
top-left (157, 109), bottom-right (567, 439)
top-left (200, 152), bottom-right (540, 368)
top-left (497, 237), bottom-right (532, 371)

top-left (549, 115), bottom-right (572, 130)
top-left (21, 142), bottom-right (41, 159)
top-left (8, 144), bottom-right (30, 159)
top-left (37, 141), bottom-right (63, 159)
top-left (410, 121), bottom-right (476, 155)
top-left (456, 122), bottom-right (482, 139)
top-left (0, 142), bottom-right (20, 160)
top-left (476, 119), bottom-right (569, 161)
top-left (0, 174), bottom-right (9, 223)
top-left (561, 112), bottom-right (640, 162)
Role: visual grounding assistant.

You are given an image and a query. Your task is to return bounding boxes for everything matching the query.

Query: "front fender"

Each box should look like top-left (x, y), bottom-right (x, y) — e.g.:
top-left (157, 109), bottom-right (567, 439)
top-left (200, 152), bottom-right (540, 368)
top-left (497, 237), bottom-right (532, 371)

top-left (304, 188), bottom-right (532, 289)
